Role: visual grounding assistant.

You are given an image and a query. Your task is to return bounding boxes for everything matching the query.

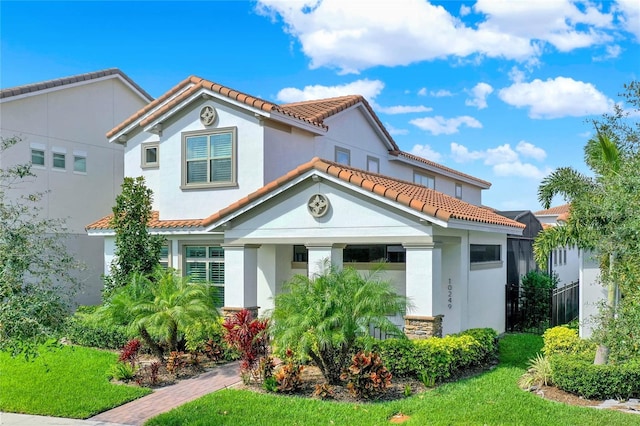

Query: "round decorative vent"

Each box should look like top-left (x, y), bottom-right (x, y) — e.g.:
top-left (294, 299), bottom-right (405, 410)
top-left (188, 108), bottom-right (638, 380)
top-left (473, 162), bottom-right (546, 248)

top-left (200, 105), bottom-right (217, 126)
top-left (308, 194), bottom-right (329, 218)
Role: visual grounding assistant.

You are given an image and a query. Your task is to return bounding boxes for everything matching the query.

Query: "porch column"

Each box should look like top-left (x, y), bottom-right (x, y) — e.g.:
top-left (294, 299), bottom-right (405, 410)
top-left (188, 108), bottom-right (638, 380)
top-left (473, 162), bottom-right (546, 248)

top-left (403, 243), bottom-right (443, 338)
top-left (306, 244), bottom-right (332, 278)
top-left (222, 244), bottom-right (260, 319)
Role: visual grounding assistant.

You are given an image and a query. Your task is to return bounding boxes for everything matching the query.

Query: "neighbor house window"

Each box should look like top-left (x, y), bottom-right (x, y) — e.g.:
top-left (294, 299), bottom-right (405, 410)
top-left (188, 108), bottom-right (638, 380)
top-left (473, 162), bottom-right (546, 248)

top-left (73, 150), bottom-right (87, 173)
top-left (414, 172), bottom-right (435, 189)
top-left (31, 149), bottom-right (45, 166)
top-left (367, 156), bottom-right (379, 173)
top-left (52, 150), bottom-right (66, 170)
top-left (455, 183), bottom-right (463, 199)
top-left (159, 245), bottom-right (170, 269)
top-left (141, 142), bottom-right (159, 168)
top-left (470, 244), bottom-right (501, 263)
top-left (182, 128), bottom-right (236, 188)
top-left (335, 146), bottom-right (351, 165)
top-left (184, 245), bottom-right (224, 307)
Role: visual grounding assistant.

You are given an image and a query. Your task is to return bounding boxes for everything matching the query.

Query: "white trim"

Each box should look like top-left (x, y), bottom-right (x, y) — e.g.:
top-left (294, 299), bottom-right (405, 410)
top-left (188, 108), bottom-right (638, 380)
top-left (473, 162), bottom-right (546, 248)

top-left (51, 146), bottom-right (67, 154)
top-left (30, 142), bottom-right (46, 151)
top-left (390, 155), bottom-right (490, 189)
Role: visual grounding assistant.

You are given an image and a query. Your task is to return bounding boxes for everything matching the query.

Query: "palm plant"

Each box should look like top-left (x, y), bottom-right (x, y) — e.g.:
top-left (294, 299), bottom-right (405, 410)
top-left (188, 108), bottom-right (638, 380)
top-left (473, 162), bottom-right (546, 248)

top-left (271, 263), bottom-right (409, 384)
top-left (132, 268), bottom-right (218, 353)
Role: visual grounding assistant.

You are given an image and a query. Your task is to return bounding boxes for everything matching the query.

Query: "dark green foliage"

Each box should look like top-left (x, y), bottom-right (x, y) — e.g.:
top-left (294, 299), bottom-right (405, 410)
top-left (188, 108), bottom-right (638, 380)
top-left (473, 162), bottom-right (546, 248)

top-left (368, 328), bottom-right (497, 382)
top-left (103, 176), bottom-right (165, 297)
top-left (340, 351), bottom-right (392, 399)
top-left (520, 271), bottom-right (557, 332)
top-left (0, 136), bottom-right (82, 356)
top-left (271, 264), bottom-right (408, 385)
top-left (63, 307), bottom-right (130, 349)
top-left (550, 354), bottom-right (640, 399)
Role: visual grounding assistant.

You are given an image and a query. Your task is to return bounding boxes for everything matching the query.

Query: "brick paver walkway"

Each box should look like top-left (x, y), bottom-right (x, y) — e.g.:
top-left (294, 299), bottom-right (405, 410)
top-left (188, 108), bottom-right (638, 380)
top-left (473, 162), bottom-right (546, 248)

top-left (88, 361), bottom-right (240, 426)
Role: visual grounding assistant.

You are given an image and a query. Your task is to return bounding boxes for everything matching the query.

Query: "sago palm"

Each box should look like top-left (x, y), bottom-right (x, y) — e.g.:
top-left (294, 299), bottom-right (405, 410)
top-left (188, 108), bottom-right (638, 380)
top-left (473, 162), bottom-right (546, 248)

top-left (271, 263), bottom-right (410, 384)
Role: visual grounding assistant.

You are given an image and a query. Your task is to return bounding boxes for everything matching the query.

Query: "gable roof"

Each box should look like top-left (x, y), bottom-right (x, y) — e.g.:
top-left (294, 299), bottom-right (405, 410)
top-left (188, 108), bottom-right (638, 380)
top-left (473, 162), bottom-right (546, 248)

top-left (534, 204), bottom-right (570, 216)
top-left (0, 68), bottom-right (153, 102)
top-left (394, 151), bottom-right (491, 188)
top-left (88, 158), bottom-right (523, 232)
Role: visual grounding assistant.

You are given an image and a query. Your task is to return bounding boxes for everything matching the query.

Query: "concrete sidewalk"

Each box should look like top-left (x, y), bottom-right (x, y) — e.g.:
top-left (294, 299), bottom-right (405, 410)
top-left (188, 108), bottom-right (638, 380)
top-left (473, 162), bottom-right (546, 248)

top-left (2, 361), bottom-right (240, 426)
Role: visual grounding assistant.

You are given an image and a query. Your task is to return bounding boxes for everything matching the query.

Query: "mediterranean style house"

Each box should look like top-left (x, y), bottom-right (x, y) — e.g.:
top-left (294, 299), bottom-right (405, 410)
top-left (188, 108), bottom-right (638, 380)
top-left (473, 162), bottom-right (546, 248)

top-left (87, 75), bottom-right (525, 337)
top-left (0, 69), bottom-right (153, 305)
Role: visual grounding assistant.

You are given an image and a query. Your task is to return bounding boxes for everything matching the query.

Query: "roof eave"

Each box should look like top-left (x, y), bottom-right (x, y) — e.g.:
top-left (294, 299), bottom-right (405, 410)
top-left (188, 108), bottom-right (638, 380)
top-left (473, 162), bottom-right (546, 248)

top-left (447, 218), bottom-right (525, 235)
top-left (269, 110), bottom-right (327, 135)
top-left (389, 154), bottom-right (491, 189)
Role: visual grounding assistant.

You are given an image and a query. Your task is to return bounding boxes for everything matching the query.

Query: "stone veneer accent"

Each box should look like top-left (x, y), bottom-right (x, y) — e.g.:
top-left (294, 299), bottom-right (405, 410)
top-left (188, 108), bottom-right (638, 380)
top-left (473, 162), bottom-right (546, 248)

top-left (404, 315), bottom-right (444, 339)
top-left (221, 306), bottom-right (260, 320)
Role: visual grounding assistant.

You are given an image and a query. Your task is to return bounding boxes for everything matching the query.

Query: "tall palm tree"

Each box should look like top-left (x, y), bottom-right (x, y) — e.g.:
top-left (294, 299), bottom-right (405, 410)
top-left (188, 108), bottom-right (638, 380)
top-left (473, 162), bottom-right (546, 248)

top-left (271, 263), bottom-right (410, 384)
top-left (534, 129), bottom-right (622, 364)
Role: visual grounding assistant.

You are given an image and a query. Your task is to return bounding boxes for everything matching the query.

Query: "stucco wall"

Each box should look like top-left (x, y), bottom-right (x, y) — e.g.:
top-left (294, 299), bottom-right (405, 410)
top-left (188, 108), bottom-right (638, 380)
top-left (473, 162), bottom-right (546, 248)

top-left (579, 250), bottom-right (605, 338)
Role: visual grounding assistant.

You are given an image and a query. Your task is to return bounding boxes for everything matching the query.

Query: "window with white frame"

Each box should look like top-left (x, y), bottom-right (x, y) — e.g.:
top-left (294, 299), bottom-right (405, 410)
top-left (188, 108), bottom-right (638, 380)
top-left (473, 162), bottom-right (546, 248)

top-left (455, 183), bottom-right (463, 199)
top-left (335, 146), bottom-right (351, 165)
top-left (414, 172), bottom-right (435, 189)
top-left (73, 150), bottom-right (87, 173)
top-left (159, 245), bottom-right (170, 269)
top-left (31, 149), bottom-right (45, 167)
top-left (141, 142), bottom-right (159, 168)
top-left (367, 156), bottom-right (379, 173)
top-left (182, 128), bottom-right (236, 188)
top-left (470, 244), bottom-right (501, 263)
top-left (184, 245), bottom-right (224, 307)
top-left (52, 149), bottom-right (66, 170)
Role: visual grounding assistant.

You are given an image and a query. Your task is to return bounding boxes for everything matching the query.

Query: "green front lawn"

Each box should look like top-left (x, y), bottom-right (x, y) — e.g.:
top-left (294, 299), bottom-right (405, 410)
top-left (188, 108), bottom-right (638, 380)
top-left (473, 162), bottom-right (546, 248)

top-left (146, 334), bottom-right (640, 426)
top-left (0, 345), bottom-right (151, 418)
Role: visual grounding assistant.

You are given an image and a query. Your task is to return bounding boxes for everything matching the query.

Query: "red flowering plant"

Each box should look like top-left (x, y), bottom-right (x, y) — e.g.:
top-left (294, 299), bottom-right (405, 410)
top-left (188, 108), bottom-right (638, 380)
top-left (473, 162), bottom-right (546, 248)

top-left (222, 309), bottom-right (270, 384)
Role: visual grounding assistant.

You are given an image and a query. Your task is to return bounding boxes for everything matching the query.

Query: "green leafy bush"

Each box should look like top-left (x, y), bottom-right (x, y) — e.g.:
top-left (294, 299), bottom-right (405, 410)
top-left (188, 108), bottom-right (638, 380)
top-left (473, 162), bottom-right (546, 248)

top-left (107, 362), bottom-right (137, 381)
top-left (63, 306), bottom-right (131, 349)
top-left (369, 328), bottom-right (497, 382)
top-left (518, 353), bottom-right (553, 389)
top-left (340, 351), bottom-right (392, 399)
top-left (542, 326), bottom-right (595, 357)
top-left (550, 354), bottom-right (640, 399)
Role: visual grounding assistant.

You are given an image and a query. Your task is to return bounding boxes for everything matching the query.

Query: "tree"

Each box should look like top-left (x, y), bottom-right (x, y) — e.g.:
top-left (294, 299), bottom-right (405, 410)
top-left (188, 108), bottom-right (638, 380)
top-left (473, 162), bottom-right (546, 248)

top-left (271, 264), bottom-right (409, 385)
top-left (0, 136), bottom-right (82, 356)
top-left (103, 176), bottom-right (165, 297)
top-left (534, 81), bottom-right (640, 364)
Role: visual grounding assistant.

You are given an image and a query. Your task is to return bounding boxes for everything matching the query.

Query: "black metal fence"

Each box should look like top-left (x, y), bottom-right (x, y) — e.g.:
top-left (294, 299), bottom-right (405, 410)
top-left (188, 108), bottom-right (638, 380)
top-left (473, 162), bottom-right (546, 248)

top-left (506, 280), bottom-right (580, 334)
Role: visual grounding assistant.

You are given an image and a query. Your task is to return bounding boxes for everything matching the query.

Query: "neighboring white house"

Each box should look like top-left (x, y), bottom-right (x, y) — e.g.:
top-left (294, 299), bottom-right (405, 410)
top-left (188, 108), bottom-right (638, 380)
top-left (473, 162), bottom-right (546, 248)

top-left (0, 69), bottom-right (153, 305)
top-left (87, 76), bottom-right (525, 337)
top-left (534, 204), bottom-right (606, 338)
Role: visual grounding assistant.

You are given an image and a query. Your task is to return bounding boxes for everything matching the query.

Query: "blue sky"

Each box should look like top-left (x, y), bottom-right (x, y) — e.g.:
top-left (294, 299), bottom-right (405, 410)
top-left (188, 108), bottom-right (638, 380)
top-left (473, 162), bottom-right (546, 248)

top-left (2, 1), bottom-right (639, 211)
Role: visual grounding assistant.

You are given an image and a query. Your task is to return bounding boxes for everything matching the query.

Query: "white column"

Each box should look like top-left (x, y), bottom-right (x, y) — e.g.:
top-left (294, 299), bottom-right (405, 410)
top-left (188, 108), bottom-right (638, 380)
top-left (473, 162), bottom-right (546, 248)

top-left (306, 244), bottom-right (332, 278)
top-left (404, 243), bottom-right (442, 316)
top-left (331, 244), bottom-right (346, 270)
top-left (223, 244), bottom-right (260, 309)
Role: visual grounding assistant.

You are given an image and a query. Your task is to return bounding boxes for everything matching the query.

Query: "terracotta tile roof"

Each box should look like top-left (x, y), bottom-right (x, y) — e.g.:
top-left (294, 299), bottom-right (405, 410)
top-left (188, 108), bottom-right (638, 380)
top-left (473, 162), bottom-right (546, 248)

top-left (395, 151), bottom-right (491, 187)
top-left (86, 211), bottom-right (203, 231)
top-left (534, 204), bottom-right (570, 216)
top-left (202, 158), bottom-right (524, 230)
top-left (0, 68), bottom-right (153, 101)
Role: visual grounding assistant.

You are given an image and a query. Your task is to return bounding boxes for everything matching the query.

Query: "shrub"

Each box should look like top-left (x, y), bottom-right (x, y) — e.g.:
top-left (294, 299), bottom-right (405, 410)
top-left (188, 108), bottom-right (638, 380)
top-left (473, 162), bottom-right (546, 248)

top-left (371, 328), bottom-right (497, 382)
top-left (542, 326), bottom-right (595, 357)
top-left (341, 351), bottom-right (392, 400)
top-left (313, 383), bottom-right (336, 400)
top-left (550, 354), bottom-right (640, 399)
top-left (274, 362), bottom-right (304, 393)
top-left (118, 339), bottom-right (141, 367)
top-left (166, 351), bottom-right (187, 375)
top-left (520, 271), bottom-right (556, 332)
top-left (518, 353), bottom-right (553, 389)
top-left (108, 362), bottom-right (137, 381)
top-left (222, 309), bottom-right (269, 384)
top-left (63, 307), bottom-right (130, 349)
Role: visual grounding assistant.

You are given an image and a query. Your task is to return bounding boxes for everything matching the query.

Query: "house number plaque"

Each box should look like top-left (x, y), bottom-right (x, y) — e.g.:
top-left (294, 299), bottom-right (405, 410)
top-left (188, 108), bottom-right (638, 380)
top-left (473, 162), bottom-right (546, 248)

top-left (447, 278), bottom-right (453, 309)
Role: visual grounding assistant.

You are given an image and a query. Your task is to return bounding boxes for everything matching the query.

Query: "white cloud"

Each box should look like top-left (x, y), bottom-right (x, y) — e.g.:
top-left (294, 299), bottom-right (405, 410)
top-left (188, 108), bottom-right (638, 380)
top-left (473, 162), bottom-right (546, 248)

top-left (385, 122), bottom-right (409, 135)
top-left (516, 141), bottom-right (547, 161)
top-left (449, 141), bottom-right (549, 179)
top-left (276, 79), bottom-right (384, 103)
top-left (410, 115), bottom-right (482, 135)
top-left (593, 44), bottom-right (622, 61)
top-left (465, 82), bottom-right (494, 109)
top-left (508, 66), bottom-right (526, 83)
top-left (419, 87), bottom-right (453, 97)
top-left (256, 0), bottom-right (630, 74)
top-left (451, 142), bottom-right (484, 162)
top-left (377, 105), bottom-right (433, 114)
top-left (409, 143), bottom-right (443, 162)
top-left (498, 77), bottom-right (614, 119)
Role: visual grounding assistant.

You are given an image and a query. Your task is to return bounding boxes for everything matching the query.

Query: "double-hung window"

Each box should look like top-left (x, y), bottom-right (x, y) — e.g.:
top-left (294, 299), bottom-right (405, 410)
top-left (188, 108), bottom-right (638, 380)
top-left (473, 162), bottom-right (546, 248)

top-left (52, 147), bottom-right (67, 170)
top-left (184, 245), bottom-right (225, 307)
top-left (414, 172), bottom-right (435, 189)
top-left (182, 128), bottom-right (236, 188)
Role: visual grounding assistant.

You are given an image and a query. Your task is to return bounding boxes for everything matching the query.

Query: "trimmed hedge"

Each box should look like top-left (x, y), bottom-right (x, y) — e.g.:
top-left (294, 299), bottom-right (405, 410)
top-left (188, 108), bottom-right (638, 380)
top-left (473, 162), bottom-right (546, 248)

top-left (368, 328), bottom-right (497, 382)
top-left (550, 354), bottom-right (640, 399)
top-left (62, 306), bottom-right (131, 349)
top-left (542, 326), bottom-right (595, 357)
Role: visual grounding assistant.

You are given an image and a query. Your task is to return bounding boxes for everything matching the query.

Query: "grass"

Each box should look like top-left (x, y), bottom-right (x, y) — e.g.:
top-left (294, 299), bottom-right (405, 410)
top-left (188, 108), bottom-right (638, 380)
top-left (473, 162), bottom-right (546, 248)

top-left (146, 334), bottom-right (640, 426)
top-left (0, 345), bottom-right (151, 418)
